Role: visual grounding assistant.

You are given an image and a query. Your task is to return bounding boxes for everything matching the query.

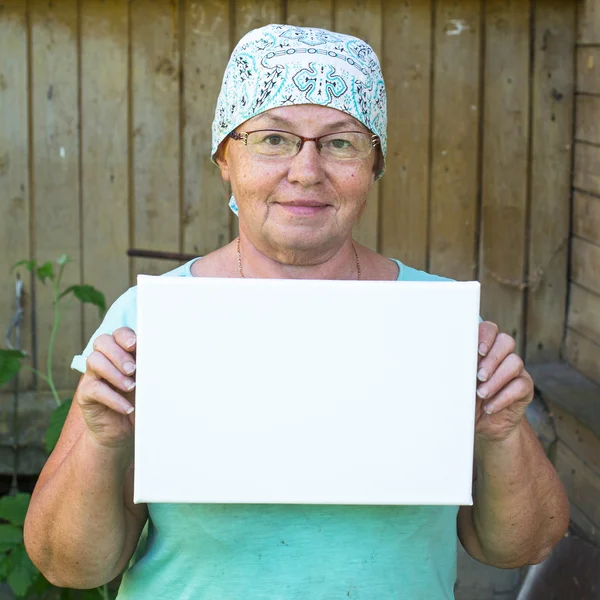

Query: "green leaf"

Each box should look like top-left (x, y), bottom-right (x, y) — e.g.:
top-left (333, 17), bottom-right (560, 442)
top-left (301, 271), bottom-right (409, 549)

top-left (0, 494), bottom-right (30, 527)
top-left (0, 349), bottom-right (24, 387)
top-left (0, 552), bottom-right (10, 580)
top-left (45, 400), bottom-right (72, 454)
top-left (11, 260), bottom-right (36, 274)
top-left (56, 254), bottom-right (72, 267)
top-left (36, 261), bottom-right (55, 284)
top-left (7, 545), bottom-right (39, 597)
top-left (59, 285), bottom-right (106, 318)
top-left (0, 524), bottom-right (23, 552)
top-left (28, 571), bottom-right (53, 595)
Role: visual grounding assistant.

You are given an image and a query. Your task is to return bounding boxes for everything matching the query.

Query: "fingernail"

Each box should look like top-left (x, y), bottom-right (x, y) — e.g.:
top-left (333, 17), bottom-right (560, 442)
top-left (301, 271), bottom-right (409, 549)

top-left (478, 344), bottom-right (487, 357)
top-left (125, 379), bottom-right (136, 391)
top-left (477, 368), bottom-right (488, 382)
top-left (126, 337), bottom-right (136, 349)
top-left (125, 405), bottom-right (135, 415)
top-left (477, 386), bottom-right (488, 399)
top-left (123, 361), bottom-right (136, 375)
top-left (484, 403), bottom-right (495, 415)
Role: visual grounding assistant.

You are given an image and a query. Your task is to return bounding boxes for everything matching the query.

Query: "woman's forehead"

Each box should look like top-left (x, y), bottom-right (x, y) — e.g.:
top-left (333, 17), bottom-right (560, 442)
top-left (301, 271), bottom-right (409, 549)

top-left (244, 105), bottom-right (369, 132)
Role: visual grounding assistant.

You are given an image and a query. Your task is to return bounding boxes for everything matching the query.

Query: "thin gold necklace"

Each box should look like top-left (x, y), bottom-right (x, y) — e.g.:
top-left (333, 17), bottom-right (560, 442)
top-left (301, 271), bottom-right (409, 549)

top-left (236, 236), bottom-right (361, 280)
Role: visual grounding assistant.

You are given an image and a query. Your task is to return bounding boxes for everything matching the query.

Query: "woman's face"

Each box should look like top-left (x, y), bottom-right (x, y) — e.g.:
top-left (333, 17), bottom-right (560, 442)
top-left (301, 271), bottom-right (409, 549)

top-left (216, 105), bottom-right (377, 264)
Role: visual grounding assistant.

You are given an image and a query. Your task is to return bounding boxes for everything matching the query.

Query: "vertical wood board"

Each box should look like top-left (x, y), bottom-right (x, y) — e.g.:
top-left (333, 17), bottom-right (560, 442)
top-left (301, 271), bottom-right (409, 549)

top-left (568, 283), bottom-right (600, 347)
top-left (81, 0), bottom-right (129, 340)
top-left (577, 46), bottom-right (600, 94)
top-left (571, 236), bottom-right (600, 295)
top-left (334, 0), bottom-right (382, 252)
top-left (0, 2), bottom-right (31, 388)
top-left (286, 0), bottom-right (332, 29)
top-left (578, 0), bottom-right (600, 44)
top-left (565, 328), bottom-right (600, 384)
top-left (31, 0), bottom-right (81, 389)
top-left (429, 0), bottom-right (481, 280)
top-left (182, 0), bottom-right (231, 256)
top-left (380, 0), bottom-right (432, 270)
top-left (131, 0), bottom-right (181, 279)
top-left (526, 0), bottom-right (575, 362)
top-left (480, 0), bottom-right (531, 346)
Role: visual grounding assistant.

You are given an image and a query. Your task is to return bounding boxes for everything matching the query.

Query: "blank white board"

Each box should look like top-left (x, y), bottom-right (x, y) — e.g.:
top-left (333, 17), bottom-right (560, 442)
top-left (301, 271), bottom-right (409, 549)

top-left (134, 276), bottom-right (480, 505)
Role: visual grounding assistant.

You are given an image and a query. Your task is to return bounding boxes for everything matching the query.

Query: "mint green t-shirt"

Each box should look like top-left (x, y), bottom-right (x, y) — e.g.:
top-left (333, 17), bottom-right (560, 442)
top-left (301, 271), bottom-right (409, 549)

top-left (71, 258), bottom-right (458, 600)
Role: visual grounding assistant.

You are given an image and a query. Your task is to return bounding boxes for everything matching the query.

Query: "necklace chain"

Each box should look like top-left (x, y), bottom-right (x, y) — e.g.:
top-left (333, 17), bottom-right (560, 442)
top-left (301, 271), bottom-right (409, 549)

top-left (236, 236), bottom-right (361, 280)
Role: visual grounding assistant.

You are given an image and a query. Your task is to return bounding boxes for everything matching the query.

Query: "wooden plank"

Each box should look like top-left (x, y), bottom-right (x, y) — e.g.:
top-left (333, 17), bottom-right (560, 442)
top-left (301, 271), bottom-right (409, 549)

top-left (528, 362), bottom-right (600, 439)
top-left (573, 190), bottom-right (600, 245)
top-left (31, 0), bottom-right (81, 390)
top-left (526, 0), bottom-right (575, 362)
top-left (578, 0), bottom-right (600, 44)
top-left (131, 0), bottom-right (181, 279)
top-left (571, 236), bottom-right (600, 295)
top-left (551, 402), bottom-right (600, 474)
top-left (182, 0), bottom-right (230, 257)
top-left (231, 0), bottom-right (283, 240)
top-left (569, 503), bottom-right (600, 548)
top-left (429, 0), bottom-right (481, 280)
top-left (334, 0), bottom-right (382, 252)
top-left (554, 440), bottom-right (600, 528)
top-left (576, 94), bottom-right (600, 145)
top-left (565, 328), bottom-right (600, 383)
top-left (81, 0), bottom-right (129, 341)
top-left (480, 0), bottom-right (530, 346)
top-left (577, 46), bottom-right (600, 94)
top-left (286, 0), bottom-right (333, 29)
top-left (569, 283), bottom-right (600, 347)
top-left (380, 0), bottom-right (431, 270)
top-left (0, 2), bottom-right (32, 388)
top-left (574, 141), bottom-right (600, 196)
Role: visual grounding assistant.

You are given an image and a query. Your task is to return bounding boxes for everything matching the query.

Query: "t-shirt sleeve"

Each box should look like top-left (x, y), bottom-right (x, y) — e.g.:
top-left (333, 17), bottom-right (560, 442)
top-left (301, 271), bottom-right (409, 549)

top-left (71, 286), bottom-right (138, 374)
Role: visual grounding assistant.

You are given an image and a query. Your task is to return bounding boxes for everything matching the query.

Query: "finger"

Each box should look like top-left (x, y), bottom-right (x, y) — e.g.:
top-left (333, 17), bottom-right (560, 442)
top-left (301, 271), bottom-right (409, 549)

top-left (86, 350), bottom-right (136, 393)
top-left (477, 332), bottom-right (517, 382)
top-left (477, 352), bottom-right (524, 401)
top-left (113, 327), bottom-right (137, 353)
top-left (79, 377), bottom-right (134, 415)
top-left (93, 333), bottom-right (136, 376)
top-left (478, 321), bottom-right (498, 357)
top-left (482, 375), bottom-right (532, 415)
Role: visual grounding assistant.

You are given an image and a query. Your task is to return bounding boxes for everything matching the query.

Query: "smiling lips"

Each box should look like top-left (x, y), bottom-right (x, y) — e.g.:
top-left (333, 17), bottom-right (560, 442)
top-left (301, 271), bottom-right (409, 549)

top-left (276, 200), bottom-right (330, 217)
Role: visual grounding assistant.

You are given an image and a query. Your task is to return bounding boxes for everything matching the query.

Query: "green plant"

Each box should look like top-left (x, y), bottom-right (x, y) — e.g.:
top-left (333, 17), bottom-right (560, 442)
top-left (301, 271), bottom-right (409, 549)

top-left (0, 256), bottom-right (110, 599)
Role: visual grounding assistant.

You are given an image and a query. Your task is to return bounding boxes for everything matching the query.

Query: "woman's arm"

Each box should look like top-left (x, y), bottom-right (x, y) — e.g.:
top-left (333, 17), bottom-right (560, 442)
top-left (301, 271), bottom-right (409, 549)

top-left (457, 323), bottom-right (569, 568)
top-left (24, 328), bottom-right (147, 589)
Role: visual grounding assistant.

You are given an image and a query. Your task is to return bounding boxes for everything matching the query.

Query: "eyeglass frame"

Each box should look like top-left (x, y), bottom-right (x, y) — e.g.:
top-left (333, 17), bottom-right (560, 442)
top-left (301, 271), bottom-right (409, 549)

top-left (228, 129), bottom-right (380, 160)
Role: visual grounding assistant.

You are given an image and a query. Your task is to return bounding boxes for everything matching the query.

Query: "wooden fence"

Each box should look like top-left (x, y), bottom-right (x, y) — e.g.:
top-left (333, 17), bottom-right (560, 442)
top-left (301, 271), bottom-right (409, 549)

top-left (0, 0), bottom-right (576, 391)
top-left (568, 0), bottom-right (600, 384)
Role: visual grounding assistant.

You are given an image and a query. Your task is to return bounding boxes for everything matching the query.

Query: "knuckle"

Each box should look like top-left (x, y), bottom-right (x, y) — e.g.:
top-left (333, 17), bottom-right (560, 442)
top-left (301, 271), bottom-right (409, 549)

top-left (92, 334), bottom-right (110, 351)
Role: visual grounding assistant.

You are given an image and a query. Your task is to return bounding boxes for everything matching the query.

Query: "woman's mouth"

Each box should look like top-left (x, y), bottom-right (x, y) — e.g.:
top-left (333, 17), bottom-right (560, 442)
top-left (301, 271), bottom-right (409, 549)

top-left (275, 201), bottom-right (330, 216)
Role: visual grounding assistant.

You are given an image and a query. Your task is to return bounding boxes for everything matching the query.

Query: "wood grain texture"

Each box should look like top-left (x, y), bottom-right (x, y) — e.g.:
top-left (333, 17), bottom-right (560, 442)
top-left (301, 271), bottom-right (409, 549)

top-left (334, 0), bottom-right (382, 251)
top-left (81, 0), bottom-right (129, 340)
top-left (286, 0), bottom-right (333, 29)
top-left (577, 46), bottom-right (600, 94)
top-left (30, 0), bottom-right (81, 389)
top-left (182, 0), bottom-right (230, 257)
top-left (0, 1), bottom-right (31, 388)
top-left (574, 142), bottom-right (600, 195)
top-left (578, 0), bottom-right (600, 44)
top-left (565, 328), bottom-right (600, 383)
top-left (429, 0), bottom-right (481, 280)
top-left (576, 94), bottom-right (600, 144)
top-left (480, 0), bottom-right (530, 346)
top-left (568, 283), bottom-right (600, 347)
top-left (573, 190), bottom-right (600, 245)
top-left (526, 0), bottom-right (575, 362)
top-left (131, 0), bottom-right (181, 279)
top-left (380, 0), bottom-right (432, 270)
top-left (571, 236), bottom-right (600, 295)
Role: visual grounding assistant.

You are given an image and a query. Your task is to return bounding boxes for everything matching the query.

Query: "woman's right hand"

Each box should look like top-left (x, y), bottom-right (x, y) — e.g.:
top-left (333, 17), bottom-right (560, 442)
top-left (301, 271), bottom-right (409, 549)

top-left (77, 326), bottom-right (138, 450)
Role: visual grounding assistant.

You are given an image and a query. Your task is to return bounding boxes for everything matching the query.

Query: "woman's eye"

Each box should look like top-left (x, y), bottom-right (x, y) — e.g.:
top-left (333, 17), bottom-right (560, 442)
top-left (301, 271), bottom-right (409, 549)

top-left (264, 135), bottom-right (283, 145)
top-left (330, 139), bottom-right (351, 149)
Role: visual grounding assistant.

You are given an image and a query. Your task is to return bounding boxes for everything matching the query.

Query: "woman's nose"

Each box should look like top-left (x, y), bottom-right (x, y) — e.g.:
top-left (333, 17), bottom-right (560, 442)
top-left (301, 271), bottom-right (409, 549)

top-left (286, 140), bottom-right (326, 186)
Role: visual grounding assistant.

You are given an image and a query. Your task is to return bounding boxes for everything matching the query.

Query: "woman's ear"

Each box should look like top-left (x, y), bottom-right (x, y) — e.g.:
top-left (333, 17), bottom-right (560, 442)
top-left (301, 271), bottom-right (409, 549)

top-left (215, 140), bottom-right (231, 182)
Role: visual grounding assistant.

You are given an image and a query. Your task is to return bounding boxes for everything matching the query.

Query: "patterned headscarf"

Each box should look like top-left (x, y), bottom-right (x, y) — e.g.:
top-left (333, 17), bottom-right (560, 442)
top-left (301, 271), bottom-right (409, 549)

top-left (211, 24), bottom-right (387, 215)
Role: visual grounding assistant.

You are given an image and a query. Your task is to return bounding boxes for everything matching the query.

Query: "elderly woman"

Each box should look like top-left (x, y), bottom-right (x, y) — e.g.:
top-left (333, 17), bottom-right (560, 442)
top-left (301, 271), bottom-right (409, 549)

top-left (24, 24), bottom-right (568, 599)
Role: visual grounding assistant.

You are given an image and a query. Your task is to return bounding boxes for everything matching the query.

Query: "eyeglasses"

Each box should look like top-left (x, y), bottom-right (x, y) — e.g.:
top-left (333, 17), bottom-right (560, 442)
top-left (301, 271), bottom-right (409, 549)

top-left (228, 129), bottom-right (379, 161)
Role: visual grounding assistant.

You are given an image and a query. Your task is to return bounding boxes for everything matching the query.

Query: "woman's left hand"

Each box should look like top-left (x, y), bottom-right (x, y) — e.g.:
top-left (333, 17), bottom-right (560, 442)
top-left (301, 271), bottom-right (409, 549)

top-left (474, 322), bottom-right (534, 442)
